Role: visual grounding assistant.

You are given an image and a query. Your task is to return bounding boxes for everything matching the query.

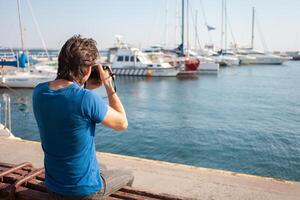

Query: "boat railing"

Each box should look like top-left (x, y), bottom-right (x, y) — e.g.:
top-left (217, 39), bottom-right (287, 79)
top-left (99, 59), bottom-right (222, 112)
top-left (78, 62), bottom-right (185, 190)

top-left (0, 94), bottom-right (13, 137)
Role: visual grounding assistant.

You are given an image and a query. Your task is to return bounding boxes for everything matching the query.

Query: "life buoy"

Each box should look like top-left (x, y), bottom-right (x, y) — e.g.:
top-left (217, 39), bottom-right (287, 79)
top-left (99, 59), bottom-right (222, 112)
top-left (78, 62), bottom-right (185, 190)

top-left (146, 69), bottom-right (153, 77)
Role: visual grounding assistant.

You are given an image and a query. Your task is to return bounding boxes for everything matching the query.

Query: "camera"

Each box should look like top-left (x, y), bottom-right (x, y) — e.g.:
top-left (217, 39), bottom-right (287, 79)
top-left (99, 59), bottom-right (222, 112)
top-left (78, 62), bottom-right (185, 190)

top-left (89, 64), bottom-right (110, 81)
top-left (86, 64), bottom-right (116, 92)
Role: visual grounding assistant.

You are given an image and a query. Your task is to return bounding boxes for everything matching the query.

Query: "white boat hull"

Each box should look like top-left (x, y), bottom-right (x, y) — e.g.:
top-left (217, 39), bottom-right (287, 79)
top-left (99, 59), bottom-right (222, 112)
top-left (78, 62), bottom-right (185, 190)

top-left (213, 55), bottom-right (240, 66)
top-left (0, 72), bottom-right (55, 88)
top-left (235, 49), bottom-right (289, 65)
top-left (197, 62), bottom-right (219, 74)
top-left (248, 56), bottom-right (288, 65)
top-left (238, 55), bottom-right (256, 65)
top-left (112, 67), bottom-right (179, 77)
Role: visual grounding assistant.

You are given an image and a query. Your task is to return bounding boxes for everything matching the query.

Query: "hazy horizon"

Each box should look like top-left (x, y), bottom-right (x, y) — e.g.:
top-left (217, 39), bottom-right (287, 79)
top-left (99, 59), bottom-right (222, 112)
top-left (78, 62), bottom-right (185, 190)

top-left (0, 0), bottom-right (299, 51)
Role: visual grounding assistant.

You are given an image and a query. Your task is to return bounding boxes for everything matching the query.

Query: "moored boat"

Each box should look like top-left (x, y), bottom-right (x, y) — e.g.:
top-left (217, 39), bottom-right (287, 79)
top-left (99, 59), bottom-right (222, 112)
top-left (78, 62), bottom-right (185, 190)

top-left (212, 52), bottom-right (240, 66)
top-left (236, 48), bottom-right (289, 65)
top-left (0, 70), bottom-right (55, 88)
top-left (105, 38), bottom-right (180, 77)
top-left (197, 56), bottom-right (219, 74)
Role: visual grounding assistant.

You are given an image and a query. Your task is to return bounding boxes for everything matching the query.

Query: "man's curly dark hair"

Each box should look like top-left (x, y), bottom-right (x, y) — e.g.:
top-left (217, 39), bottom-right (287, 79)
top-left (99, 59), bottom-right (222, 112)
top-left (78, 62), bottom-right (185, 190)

top-left (57, 35), bottom-right (99, 84)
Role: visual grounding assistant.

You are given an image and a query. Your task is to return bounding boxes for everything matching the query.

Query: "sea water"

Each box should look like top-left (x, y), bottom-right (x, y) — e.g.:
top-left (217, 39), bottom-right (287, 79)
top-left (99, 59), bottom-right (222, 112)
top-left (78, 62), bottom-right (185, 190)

top-left (1, 61), bottom-right (300, 181)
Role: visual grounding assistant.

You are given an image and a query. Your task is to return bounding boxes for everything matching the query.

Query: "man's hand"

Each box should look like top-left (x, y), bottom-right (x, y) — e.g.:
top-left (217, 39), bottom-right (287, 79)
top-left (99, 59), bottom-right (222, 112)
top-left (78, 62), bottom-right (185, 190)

top-left (97, 64), bottom-right (112, 87)
top-left (85, 64), bottom-right (112, 90)
top-left (97, 64), bottom-right (115, 95)
top-left (85, 78), bottom-right (102, 90)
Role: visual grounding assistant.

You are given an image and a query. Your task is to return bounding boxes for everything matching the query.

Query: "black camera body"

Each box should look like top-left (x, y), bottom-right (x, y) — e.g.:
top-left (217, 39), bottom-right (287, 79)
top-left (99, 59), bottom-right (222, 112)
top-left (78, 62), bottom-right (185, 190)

top-left (87, 64), bottom-right (116, 92)
top-left (89, 64), bottom-right (110, 81)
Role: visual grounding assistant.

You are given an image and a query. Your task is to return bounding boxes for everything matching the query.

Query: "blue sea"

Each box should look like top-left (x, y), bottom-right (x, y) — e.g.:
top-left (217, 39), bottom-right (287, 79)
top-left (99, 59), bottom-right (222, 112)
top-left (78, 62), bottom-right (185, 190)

top-left (1, 61), bottom-right (300, 181)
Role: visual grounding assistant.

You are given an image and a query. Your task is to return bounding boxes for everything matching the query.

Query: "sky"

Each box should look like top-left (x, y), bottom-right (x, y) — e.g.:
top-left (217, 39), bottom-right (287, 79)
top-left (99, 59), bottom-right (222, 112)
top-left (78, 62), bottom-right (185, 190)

top-left (0, 0), bottom-right (299, 51)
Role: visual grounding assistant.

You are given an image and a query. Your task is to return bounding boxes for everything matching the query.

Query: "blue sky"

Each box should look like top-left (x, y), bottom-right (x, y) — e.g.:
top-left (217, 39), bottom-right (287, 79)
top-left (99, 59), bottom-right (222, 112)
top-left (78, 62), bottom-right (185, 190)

top-left (0, 0), bottom-right (299, 51)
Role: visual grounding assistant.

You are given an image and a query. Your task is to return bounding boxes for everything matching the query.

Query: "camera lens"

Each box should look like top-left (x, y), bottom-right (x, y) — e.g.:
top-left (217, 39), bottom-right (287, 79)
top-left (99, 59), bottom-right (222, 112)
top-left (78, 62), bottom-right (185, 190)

top-left (89, 65), bottom-right (100, 80)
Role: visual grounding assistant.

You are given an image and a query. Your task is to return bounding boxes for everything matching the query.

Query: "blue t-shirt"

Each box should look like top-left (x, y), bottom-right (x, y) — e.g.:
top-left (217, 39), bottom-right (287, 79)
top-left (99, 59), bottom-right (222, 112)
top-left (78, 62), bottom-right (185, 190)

top-left (32, 82), bottom-right (108, 196)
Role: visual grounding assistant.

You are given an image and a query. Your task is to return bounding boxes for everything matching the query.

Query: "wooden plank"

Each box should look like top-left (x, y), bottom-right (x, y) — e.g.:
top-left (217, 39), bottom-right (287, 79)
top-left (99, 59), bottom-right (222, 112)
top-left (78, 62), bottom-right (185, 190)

top-left (112, 190), bottom-right (160, 200)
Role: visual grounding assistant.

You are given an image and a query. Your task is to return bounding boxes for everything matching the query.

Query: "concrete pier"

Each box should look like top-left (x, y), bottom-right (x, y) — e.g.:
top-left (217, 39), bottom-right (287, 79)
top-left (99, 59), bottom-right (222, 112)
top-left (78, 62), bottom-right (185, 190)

top-left (0, 136), bottom-right (300, 200)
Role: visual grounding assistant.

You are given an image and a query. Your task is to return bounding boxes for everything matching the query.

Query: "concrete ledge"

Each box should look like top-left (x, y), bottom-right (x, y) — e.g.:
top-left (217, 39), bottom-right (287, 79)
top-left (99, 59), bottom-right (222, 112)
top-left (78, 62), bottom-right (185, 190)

top-left (0, 137), bottom-right (299, 200)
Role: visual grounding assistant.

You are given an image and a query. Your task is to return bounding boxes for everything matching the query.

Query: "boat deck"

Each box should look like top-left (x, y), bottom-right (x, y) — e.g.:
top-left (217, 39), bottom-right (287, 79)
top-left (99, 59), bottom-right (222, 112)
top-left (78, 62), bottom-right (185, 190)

top-left (0, 136), bottom-right (300, 200)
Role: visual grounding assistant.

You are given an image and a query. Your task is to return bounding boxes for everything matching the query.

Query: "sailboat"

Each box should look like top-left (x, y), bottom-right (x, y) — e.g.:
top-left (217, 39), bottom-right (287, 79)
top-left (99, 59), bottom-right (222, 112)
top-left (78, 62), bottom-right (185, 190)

top-left (177, 0), bottom-right (200, 76)
top-left (212, 0), bottom-right (240, 66)
top-left (235, 7), bottom-right (288, 65)
top-left (0, 0), bottom-right (55, 88)
top-left (189, 6), bottom-right (219, 74)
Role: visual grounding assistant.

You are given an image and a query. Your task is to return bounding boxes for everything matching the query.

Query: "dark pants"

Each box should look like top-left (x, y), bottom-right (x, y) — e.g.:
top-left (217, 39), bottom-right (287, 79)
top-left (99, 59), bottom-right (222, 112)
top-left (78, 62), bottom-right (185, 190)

top-left (48, 168), bottom-right (134, 200)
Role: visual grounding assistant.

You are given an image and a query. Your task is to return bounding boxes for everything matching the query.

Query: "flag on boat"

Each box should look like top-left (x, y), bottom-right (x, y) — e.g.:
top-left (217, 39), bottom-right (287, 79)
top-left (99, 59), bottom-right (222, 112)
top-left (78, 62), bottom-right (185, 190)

top-left (175, 43), bottom-right (184, 56)
top-left (206, 25), bottom-right (216, 31)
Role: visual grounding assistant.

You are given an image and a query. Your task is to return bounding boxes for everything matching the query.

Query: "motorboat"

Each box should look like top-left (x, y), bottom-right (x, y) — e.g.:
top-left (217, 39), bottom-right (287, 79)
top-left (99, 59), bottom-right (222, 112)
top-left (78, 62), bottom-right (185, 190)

top-left (105, 37), bottom-right (180, 77)
top-left (108, 47), bottom-right (179, 77)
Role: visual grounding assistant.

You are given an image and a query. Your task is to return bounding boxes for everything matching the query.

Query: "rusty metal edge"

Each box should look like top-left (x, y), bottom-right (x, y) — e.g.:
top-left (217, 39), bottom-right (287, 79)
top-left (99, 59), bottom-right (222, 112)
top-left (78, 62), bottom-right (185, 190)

top-left (9, 168), bottom-right (45, 200)
top-left (0, 162), bottom-right (33, 182)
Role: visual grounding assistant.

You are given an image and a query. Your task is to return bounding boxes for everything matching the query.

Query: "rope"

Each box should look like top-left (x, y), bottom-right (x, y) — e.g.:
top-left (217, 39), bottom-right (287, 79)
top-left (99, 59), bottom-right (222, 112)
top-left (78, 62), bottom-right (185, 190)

top-left (0, 81), bottom-right (19, 94)
top-left (25, 0), bottom-right (50, 60)
top-left (187, 0), bottom-right (202, 50)
top-left (255, 14), bottom-right (269, 52)
top-left (227, 15), bottom-right (237, 47)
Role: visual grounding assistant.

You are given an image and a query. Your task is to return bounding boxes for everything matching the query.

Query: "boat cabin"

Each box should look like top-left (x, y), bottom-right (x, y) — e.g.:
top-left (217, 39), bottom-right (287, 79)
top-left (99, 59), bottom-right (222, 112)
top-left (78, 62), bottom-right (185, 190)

top-left (111, 48), bottom-right (172, 69)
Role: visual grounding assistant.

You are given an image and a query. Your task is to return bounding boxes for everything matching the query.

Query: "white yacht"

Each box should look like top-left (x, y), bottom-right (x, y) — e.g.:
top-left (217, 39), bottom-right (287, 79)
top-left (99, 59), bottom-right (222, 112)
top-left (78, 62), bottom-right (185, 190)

top-left (236, 48), bottom-right (288, 65)
top-left (234, 51), bottom-right (257, 65)
top-left (234, 8), bottom-right (288, 65)
top-left (108, 47), bottom-right (179, 77)
top-left (0, 69), bottom-right (56, 88)
top-left (201, 45), bottom-right (239, 67)
top-left (211, 51), bottom-right (240, 66)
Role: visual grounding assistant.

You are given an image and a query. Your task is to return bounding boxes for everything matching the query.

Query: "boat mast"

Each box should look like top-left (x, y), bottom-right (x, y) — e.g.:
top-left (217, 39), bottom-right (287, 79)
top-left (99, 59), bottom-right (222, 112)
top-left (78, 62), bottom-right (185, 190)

top-left (175, 0), bottom-right (179, 46)
top-left (181, 0), bottom-right (185, 55)
top-left (251, 7), bottom-right (255, 49)
top-left (220, 0), bottom-right (224, 51)
top-left (224, 0), bottom-right (227, 52)
top-left (186, 0), bottom-right (190, 57)
top-left (164, 0), bottom-right (169, 47)
top-left (194, 10), bottom-right (198, 50)
top-left (16, 0), bottom-right (24, 51)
